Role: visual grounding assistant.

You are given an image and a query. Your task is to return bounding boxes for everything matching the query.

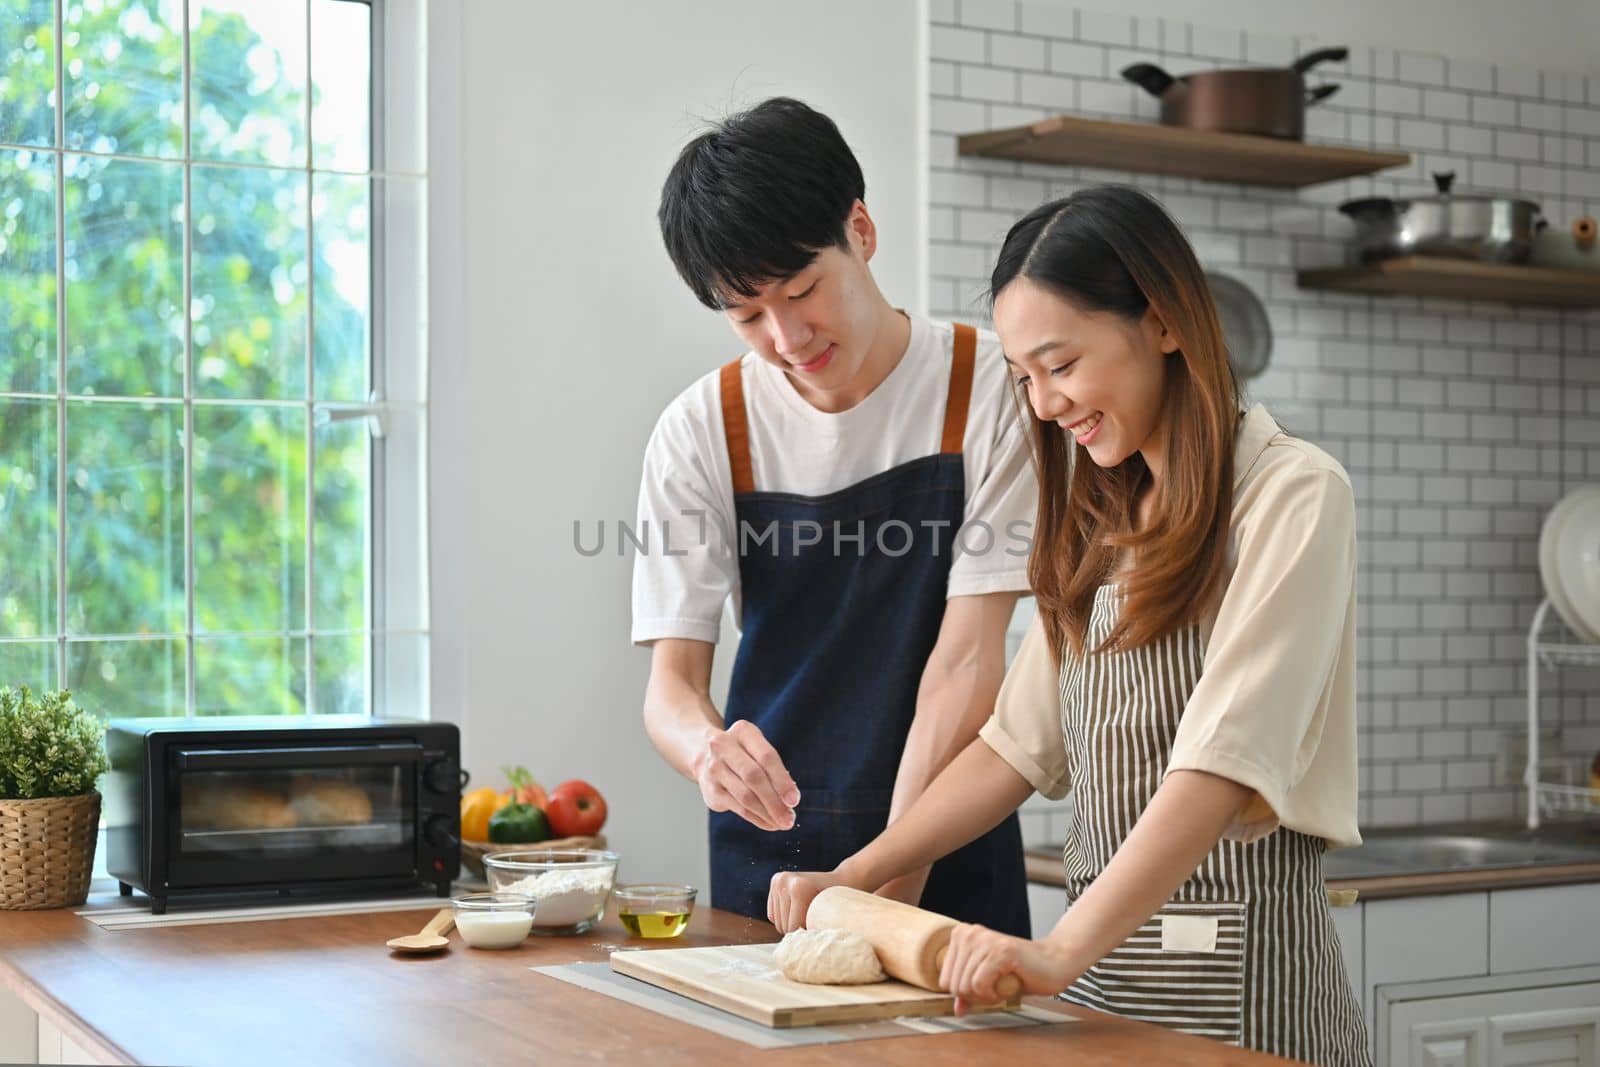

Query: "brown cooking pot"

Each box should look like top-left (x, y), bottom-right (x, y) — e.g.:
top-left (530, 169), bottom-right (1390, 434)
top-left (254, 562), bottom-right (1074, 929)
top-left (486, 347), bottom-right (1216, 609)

top-left (1122, 46), bottom-right (1348, 140)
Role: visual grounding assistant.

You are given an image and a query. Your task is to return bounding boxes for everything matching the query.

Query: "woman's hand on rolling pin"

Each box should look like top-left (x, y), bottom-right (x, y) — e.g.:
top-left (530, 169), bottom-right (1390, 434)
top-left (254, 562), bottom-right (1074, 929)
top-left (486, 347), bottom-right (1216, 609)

top-left (767, 870), bottom-right (849, 934)
top-left (940, 924), bottom-right (1081, 1015)
top-left (691, 720), bottom-right (801, 831)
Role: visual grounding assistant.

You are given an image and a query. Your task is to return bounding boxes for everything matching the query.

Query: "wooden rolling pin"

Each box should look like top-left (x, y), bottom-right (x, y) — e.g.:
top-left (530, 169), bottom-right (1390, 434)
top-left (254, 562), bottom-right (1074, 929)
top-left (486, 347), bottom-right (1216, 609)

top-left (805, 886), bottom-right (1022, 999)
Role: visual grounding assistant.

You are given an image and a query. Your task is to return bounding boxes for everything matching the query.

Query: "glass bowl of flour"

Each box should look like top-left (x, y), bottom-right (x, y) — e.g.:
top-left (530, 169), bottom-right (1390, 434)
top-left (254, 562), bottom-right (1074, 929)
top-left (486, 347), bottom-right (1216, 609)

top-left (483, 849), bottom-right (619, 935)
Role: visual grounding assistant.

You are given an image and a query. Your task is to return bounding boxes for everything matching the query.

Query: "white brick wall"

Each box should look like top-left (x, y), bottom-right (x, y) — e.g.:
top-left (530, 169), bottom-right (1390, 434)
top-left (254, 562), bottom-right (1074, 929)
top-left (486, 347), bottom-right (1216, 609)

top-left (943, 1), bottom-right (1600, 839)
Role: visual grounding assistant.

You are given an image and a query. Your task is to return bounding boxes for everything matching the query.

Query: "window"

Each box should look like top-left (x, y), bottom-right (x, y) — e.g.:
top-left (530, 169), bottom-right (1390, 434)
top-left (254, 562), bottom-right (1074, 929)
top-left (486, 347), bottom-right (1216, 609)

top-left (0, 0), bottom-right (428, 718)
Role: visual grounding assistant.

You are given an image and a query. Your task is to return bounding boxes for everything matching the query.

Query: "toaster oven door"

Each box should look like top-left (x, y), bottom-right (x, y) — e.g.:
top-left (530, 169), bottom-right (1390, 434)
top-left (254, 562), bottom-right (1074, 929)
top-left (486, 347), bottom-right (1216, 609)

top-left (165, 742), bottom-right (421, 888)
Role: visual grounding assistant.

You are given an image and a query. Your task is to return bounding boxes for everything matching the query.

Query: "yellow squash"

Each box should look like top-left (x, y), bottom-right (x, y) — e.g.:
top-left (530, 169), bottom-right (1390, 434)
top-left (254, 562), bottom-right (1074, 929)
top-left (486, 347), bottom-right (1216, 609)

top-left (459, 786), bottom-right (510, 842)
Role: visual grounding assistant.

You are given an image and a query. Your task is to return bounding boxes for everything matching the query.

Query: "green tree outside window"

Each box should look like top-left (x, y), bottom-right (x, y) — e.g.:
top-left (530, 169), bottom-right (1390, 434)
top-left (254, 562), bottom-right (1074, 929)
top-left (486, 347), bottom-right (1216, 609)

top-left (1, 0), bottom-right (378, 720)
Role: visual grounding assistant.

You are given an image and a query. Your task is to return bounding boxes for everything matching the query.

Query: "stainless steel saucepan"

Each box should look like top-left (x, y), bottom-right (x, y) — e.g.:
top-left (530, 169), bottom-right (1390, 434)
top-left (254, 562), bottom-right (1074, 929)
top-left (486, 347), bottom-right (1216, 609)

top-left (1339, 172), bottom-right (1545, 263)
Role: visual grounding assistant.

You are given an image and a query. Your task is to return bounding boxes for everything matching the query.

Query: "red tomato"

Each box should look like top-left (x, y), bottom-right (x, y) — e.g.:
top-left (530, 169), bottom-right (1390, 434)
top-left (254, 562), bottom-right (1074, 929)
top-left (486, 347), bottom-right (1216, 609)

top-left (545, 779), bottom-right (607, 837)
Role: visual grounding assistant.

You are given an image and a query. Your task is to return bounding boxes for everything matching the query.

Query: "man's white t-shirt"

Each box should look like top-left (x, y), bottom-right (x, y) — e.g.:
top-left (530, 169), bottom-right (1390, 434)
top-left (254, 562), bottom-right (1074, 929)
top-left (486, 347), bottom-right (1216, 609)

top-left (631, 313), bottom-right (1037, 645)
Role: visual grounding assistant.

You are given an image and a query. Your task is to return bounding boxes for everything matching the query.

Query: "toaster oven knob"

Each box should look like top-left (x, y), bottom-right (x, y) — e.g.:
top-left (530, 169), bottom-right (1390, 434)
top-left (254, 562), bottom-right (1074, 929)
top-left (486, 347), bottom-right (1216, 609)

top-left (424, 814), bottom-right (459, 849)
top-left (423, 758), bottom-right (463, 796)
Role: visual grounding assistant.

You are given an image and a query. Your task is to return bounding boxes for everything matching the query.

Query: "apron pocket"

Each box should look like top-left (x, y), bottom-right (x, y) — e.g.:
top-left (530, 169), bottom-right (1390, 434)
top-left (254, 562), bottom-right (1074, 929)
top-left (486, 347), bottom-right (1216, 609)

top-left (1067, 900), bottom-right (1248, 1046)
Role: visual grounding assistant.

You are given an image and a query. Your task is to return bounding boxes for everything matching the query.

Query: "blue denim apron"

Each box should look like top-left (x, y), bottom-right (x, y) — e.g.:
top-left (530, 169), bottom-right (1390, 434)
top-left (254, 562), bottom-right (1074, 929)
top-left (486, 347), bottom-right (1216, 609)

top-left (708, 323), bottom-right (1030, 937)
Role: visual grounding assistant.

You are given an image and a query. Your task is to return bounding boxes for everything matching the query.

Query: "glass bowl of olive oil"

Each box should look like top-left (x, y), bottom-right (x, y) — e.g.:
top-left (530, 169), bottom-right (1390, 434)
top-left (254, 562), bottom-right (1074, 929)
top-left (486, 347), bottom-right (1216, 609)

top-left (614, 884), bottom-right (698, 939)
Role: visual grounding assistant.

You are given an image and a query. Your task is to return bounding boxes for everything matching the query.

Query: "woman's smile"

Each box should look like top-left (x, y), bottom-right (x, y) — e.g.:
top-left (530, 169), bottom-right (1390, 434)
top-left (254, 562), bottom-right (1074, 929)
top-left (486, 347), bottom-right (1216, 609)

top-left (1063, 410), bottom-right (1103, 444)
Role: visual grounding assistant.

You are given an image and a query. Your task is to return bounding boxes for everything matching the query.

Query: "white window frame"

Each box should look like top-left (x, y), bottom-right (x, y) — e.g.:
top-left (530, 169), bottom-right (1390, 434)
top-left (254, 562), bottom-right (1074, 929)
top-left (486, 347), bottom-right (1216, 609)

top-left (369, 0), bottom-right (431, 719)
top-left (0, 0), bottom-right (431, 719)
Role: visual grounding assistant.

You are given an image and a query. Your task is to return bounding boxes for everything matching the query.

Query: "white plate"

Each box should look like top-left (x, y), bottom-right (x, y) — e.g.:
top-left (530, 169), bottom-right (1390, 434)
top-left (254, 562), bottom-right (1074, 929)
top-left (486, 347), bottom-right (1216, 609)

top-left (1539, 493), bottom-right (1583, 640)
top-left (1540, 487), bottom-right (1600, 644)
top-left (1553, 488), bottom-right (1600, 643)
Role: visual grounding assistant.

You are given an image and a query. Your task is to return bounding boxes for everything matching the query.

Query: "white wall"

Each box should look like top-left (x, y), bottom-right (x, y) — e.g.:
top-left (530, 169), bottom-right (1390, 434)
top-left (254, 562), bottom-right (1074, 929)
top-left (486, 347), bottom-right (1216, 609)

top-left (428, 0), bottom-right (923, 891)
top-left (1017, 0), bottom-right (1600, 76)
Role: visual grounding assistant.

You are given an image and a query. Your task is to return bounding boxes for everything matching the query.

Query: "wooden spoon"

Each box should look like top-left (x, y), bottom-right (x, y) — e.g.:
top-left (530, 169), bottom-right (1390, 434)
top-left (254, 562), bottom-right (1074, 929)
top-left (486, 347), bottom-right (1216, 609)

top-left (387, 908), bottom-right (455, 954)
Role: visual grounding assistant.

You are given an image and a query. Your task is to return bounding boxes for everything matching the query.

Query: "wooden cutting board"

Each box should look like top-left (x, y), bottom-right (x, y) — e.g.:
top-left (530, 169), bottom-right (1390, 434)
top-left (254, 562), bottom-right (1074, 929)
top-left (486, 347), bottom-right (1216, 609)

top-left (609, 942), bottom-right (1018, 1028)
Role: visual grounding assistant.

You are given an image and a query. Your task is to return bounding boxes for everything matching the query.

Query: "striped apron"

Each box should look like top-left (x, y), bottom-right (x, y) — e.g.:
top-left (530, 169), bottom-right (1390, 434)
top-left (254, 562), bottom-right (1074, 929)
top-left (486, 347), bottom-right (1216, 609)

top-left (1055, 583), bottom-right (1371, 1067)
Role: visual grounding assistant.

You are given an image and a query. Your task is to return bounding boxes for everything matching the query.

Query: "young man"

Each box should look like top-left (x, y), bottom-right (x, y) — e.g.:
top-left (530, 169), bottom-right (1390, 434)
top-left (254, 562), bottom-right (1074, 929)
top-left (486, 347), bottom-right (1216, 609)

top-left (634, 97), bottom-right (1035, 935)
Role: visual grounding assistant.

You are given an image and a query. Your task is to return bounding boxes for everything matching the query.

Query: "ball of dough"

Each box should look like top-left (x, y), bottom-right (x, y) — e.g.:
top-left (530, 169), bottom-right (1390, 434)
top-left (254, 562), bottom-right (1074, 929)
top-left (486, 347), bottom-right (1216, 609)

top-left (774, 928), bottom-right (886, 985)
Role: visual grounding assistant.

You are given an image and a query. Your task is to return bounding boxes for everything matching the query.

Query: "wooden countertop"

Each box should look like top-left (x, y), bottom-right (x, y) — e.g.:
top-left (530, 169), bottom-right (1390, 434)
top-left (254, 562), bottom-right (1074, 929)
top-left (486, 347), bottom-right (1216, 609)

top-left (0, 902), bottom-right (1299, 1066)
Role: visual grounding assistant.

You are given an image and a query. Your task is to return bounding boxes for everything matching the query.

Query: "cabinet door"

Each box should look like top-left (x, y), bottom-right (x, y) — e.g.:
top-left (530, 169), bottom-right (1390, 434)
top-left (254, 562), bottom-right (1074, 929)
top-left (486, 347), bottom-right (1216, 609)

top-left (36, 1013), bottom-right (62, 1065)
top-left (1367, 892), bottom-right (1489, 1057)
top-left (0, 983), bottom-right (37, 1064)
top-left (1386, 980), bottom-right (1600, 1067)
top-left (1490, 884), bottom-right (1600, 974)
top-left (1407, 1019), bottom-right (1488, 1067)
top-left (1489, 1007), bottom-right (1600, 1067)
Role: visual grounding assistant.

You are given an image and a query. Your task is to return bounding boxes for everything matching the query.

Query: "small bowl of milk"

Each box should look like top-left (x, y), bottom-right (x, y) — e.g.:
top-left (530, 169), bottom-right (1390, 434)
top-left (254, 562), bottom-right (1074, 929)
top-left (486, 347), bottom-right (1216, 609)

top-left (451, 892), bottom-right (536, 949)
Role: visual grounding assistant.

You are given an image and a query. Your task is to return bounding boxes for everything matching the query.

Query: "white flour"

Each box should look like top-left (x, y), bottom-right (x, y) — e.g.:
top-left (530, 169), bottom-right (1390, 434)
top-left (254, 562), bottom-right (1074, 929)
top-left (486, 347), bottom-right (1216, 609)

top-left (707, 957), bottom-right (781, 981)
top-left (502, 867), bottom-right (613, 927)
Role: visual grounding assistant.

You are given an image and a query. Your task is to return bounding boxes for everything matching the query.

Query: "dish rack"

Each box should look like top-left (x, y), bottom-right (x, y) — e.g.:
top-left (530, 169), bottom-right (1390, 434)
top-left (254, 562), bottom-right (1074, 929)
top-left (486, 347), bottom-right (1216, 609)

top-left (1525, 598), bottom-right (1600, 828)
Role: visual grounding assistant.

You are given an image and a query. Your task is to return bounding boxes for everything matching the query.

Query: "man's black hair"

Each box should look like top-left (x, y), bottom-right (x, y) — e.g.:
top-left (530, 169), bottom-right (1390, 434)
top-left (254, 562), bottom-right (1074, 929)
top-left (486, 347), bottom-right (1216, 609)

top-left (658, 97), bottom-right (866, 310)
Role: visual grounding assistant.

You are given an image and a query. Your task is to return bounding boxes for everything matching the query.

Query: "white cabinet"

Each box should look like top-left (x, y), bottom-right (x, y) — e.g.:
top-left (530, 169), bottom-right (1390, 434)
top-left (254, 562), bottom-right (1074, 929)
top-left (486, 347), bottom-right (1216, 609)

top-left (0, 981), bottom-right (106, 1065)
top-left (1358, 879), bottom-right (1600, 1066)
top-left (1365, 894), bottom-right (1490, 1011)
top-left (1380, 970), bottom-right (1600, 1067)
top-left (1490, 885), bottom-right (1600, 974)
top-left (36, 1013), bottom-right (101, 1064)
top-left (0, 982), bottom-right (37, 1063)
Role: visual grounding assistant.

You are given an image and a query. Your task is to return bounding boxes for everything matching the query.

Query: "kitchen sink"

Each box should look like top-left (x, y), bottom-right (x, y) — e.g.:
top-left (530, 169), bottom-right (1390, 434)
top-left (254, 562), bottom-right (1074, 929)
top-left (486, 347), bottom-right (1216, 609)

top-left (1028, 824), bottom-right (1600, 881)
top-left (1321, 830), bottom-right (1600, 880)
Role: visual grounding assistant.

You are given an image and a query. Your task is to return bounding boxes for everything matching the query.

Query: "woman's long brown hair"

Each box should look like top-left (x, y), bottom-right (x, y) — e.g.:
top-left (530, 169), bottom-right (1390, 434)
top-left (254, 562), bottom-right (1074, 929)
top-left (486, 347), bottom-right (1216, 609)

top-left (990, 186), bottom-right (1240, 663)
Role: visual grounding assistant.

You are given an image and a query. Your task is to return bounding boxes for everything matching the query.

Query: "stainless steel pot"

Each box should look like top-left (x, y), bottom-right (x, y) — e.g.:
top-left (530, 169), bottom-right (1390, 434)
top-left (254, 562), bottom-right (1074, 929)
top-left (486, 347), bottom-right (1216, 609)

top-left (1339, 172), bottom-right (1545, 263)
top-left (1121, 47), bottom-right (1347, 140)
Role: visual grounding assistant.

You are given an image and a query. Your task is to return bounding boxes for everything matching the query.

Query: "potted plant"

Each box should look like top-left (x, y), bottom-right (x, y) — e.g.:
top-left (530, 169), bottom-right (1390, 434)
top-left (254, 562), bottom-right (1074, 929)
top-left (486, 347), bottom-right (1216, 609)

top-left (0, 687), bottom-right (109, 909)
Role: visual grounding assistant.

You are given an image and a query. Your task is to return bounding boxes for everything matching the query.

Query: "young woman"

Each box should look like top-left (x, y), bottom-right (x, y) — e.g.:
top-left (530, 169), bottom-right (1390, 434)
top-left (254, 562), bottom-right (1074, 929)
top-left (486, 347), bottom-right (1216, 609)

top-left (768, 185), bottom-right (1371, 1067)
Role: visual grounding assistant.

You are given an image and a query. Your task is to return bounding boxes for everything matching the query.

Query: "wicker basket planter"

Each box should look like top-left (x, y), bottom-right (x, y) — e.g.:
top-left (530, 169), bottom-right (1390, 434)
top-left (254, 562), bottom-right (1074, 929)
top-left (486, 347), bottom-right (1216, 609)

top-left (0, 792), bottom-right (101, 910)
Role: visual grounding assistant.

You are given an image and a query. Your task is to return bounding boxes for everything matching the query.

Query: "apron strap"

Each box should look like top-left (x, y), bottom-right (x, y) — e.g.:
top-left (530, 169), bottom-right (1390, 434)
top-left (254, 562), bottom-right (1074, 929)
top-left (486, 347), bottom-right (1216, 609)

top-left (721, 322), bottom-right (975, 493)
top-left (940, 323), bottom-right (977, 455)
top-left (719, 359), bottom-right (755, 496)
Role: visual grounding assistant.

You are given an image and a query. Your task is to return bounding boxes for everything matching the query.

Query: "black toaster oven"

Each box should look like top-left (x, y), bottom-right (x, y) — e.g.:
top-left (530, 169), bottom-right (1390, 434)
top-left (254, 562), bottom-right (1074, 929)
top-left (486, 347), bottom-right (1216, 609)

top-left (105, 716), bottom-right (464, 913)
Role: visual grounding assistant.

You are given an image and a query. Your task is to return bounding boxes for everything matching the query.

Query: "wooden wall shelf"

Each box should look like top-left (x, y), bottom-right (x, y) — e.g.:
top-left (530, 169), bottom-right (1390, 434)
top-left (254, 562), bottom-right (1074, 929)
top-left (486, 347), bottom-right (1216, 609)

top-left (1297, 257), bottom-right (1600, 308)
top-left (957, 114), bottom-right (1410, 188)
